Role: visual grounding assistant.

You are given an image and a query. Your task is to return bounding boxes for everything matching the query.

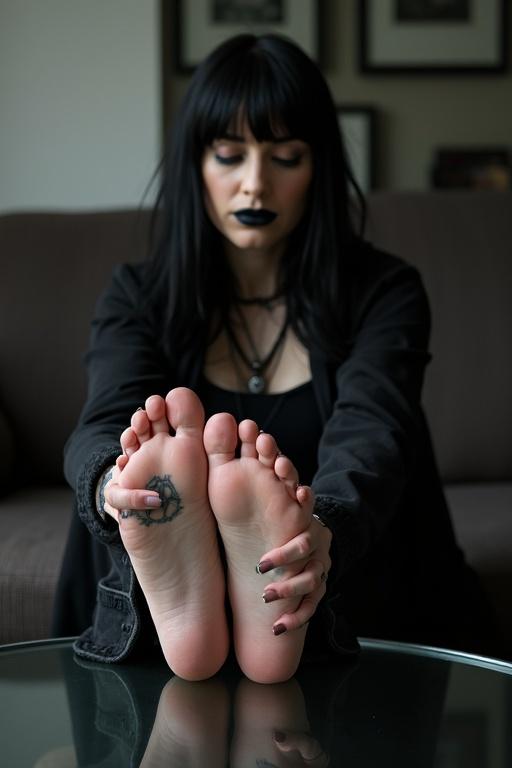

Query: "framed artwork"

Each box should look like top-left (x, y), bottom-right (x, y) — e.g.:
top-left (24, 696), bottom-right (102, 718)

top-left (359, 0), bottom-right (508, 74)
top-left (431, 147), bottom-right (511, 189)
top-left (175, 0), bottom-right (322, 73)
top-left (337, 106), bottom-right (377, 193)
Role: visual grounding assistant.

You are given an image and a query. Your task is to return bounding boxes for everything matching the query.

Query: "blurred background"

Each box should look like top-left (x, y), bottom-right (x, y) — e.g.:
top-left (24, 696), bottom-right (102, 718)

top-left (1, 0), bottom-right (510, 211)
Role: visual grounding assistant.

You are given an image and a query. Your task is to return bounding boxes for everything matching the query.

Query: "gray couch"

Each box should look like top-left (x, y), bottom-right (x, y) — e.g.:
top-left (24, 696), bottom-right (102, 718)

top-left (1, 193), bottom-right (510, 657)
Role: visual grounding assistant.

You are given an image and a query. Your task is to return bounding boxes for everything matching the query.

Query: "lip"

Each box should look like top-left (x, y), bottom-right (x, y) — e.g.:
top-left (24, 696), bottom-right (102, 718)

top-left (233, 209), bottom-right (277, 227)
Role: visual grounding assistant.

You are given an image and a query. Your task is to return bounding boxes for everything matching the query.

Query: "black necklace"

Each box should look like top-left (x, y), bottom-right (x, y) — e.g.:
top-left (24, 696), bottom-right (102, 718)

top-left (226, 305), bottom-right (288, 394)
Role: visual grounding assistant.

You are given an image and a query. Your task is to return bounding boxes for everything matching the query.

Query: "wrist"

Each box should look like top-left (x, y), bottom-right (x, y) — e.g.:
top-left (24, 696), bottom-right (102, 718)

top-left (95, 465), bottom-right (115, 521)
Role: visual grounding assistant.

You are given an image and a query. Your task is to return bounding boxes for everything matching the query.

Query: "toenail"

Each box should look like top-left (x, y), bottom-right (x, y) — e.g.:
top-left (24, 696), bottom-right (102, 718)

top-left (259, 429), bottom-right (265, 434)
top-left (273, 623), bottom-right (287, 636)
top-left (135, 406), bottom-right (143, 412)
top-left (256, 559), bottom-right (275, 575)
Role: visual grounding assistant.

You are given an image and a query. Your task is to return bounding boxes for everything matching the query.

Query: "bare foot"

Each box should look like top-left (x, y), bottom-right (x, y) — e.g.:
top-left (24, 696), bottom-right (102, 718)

top-left (140, 676), bottom-right (229, 768)
top-left (117, 388), bottom-right (229, 681)
top-left (203, 414), bottom-right (314, 684)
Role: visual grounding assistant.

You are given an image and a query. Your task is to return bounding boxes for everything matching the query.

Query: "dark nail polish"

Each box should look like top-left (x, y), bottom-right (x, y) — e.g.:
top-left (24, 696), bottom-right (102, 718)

top-left (273, 730), bottom-right (286, 743)
top-left (273, 623), bottom-right (287, 636)
top-left (256, 559), bottom-right (275, 575)
top-left (262, 589), bottom-right (278, 603)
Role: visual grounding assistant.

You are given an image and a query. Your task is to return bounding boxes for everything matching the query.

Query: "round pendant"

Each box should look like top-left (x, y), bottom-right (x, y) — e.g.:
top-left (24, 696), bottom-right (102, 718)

top-left (248, 374), bottom-right (265, 394)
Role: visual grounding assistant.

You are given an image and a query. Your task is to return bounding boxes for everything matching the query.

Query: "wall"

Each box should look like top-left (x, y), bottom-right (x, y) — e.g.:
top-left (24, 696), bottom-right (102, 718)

top-left (165, 0), bottom-right (512, 190)
top-left (0, 0), bottom-right (161, 211)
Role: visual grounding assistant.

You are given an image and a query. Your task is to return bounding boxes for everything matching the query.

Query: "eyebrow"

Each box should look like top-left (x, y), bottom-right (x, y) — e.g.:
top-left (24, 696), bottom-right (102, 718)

top-left (219, 132), bottom-right (297, 144)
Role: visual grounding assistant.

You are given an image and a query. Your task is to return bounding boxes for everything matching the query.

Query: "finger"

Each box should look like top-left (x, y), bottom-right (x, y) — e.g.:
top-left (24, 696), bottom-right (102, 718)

top-left (263, 560), bottom-right (326, 603)
top-left (272, 588), bottom-right (326, 635)
top-left (274, 730), bottom-right (329, 767)
top-left (120, 427), bottom-right (139, 457)
top-left (105, 483), bottom-right (161, 512)
top-left (257, 530), bottom-right (315, 573)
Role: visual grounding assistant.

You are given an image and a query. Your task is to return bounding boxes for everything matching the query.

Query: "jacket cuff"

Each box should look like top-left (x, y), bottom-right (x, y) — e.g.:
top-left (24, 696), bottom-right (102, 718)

top-left (314, 495), bottom-right (363, 588)
top-left (76, 443), bottom-right (122, 545)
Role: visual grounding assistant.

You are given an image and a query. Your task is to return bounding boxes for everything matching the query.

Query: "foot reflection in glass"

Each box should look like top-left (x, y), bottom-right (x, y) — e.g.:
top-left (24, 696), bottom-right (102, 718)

top-left (139, 675), bottom-right (229, 768)
top-left (231, 677), bottom-right (329, 768)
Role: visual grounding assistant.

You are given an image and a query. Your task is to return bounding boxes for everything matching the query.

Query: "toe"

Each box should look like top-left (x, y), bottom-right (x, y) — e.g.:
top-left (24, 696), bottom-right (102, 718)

top-left (145, 395), bottom-right (169, 433)
top-left (166, 387), bottom-right (205, 438)
top-left (203, 412), bottom-right (238, 468)
top-left (255, 431), bottom-right (279, 468)
top-left (238, 419), bottom-right (259, 458)
top-left (275, 455), bottom-right (299, 499)
top-left (131, 409), bottom-right (151, 443)
top-left (120, 426), bottom-right (139, 457)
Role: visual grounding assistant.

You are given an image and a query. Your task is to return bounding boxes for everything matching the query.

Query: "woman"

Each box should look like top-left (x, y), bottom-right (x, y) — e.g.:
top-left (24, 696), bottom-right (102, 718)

top-left (54, 34), bottom-right (496, 683)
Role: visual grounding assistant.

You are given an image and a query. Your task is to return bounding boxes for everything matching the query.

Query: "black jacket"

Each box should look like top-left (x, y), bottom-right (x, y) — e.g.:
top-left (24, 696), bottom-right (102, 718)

top-left (61, 243), bottom-right (495, 663)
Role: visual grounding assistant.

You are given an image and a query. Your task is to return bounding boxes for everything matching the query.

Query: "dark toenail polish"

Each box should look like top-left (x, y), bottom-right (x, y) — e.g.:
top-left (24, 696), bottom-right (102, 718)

top-left (273, 730), bottom-right (286, 743)
top-left (256, 559), bottom-right (274, 574)
top-left (273, 623), bottom-right (287, 636)
top-left (262, 589), bottom-right (279, 603)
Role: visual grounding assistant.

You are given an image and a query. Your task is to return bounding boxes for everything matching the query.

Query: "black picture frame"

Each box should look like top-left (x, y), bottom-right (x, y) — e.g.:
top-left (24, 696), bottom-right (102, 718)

top-left (174, 0), bottom-right (323, 73)
top-left (359, 0), bottom-right (508, 74)
top-left (337, 106), bottom-right (377, 193)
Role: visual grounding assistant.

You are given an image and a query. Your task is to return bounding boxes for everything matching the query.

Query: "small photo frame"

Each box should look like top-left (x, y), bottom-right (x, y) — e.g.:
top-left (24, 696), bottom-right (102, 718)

top-left (337, 106), bottom-right (377, 193)
top-left (360, 0), bottom-right (508, 74)
top-left (175, 0), bottom-right (321, 73)
top-left (431, 147), bottom-right (512, 190)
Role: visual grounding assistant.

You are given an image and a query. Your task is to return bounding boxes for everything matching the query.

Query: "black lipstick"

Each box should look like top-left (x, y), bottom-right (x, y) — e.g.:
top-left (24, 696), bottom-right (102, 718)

top-left (234, 209), bottom-right (277, 226)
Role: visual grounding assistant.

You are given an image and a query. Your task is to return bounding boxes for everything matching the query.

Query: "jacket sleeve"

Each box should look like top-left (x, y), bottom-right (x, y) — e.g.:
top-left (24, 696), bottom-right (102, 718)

top-left (63, 263), bottom-right (170, 539)
top-left (312, 252), bottom-right (432, 579)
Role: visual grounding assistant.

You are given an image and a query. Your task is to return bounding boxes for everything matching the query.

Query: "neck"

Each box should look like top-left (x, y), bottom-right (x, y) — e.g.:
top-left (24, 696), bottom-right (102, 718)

top-left (224, 242), bottom-right (282, 300)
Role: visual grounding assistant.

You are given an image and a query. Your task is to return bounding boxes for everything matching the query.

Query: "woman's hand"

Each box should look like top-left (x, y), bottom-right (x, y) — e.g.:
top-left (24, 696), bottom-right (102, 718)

top-left (258, 510), bottom-right (333, 634)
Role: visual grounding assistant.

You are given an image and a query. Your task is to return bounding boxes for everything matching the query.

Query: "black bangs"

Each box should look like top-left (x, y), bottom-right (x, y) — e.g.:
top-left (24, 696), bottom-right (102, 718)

top-left (193, 36), bottom-right (316, 149)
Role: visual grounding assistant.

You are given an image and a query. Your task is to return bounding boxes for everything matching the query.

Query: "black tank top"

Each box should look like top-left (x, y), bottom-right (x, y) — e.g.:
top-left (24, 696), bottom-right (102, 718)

top-left (198, 376), bottom-right (323, 485)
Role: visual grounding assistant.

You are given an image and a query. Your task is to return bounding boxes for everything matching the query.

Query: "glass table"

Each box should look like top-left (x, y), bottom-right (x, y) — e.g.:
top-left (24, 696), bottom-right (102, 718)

top-left (0, 637), bottom-right (511, 767)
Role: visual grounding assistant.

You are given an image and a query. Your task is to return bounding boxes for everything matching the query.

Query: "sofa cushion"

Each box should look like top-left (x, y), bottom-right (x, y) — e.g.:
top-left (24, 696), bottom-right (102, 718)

top-left (0, 211), bottom-right (150, 485)
top-left (446, 482), bottom-right (512, 659)
top-left (366, 191), bottom-right (512, 483)
top-left (0, 486), bottom-right (73, 643)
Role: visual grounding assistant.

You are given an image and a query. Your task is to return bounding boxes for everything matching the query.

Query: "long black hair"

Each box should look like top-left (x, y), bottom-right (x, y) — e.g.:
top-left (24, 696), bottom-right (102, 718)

top-left (147, 34), bottom-right (365, 363)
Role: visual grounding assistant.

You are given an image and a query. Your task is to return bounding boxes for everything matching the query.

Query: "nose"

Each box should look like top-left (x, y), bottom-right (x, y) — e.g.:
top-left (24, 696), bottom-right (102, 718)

top-left (241, 153), bottom-right (267, 199)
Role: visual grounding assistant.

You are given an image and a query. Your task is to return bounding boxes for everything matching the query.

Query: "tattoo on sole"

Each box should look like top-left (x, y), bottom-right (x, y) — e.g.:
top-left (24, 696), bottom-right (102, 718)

top-left (120, 474), bottom-right (183, 526)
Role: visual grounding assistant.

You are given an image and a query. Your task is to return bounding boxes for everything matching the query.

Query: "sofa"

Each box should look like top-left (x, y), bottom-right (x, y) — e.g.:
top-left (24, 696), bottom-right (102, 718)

top-left (1, 192), bottom-right (510, 657)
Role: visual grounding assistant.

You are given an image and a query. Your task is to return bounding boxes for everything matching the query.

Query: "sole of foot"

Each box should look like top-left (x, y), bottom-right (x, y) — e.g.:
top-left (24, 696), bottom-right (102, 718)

top-left (118, 387), bottom-right (228, 681)
top-left (204, 413), bottom-right (313, 684)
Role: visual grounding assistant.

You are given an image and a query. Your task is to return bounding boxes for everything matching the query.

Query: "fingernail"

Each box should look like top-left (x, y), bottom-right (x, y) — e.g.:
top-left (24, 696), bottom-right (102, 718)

top-left (145, 495), bottom-right (161, 507)
top-left (273, 730), bottom-right (286, 743)
top-left (273, 623), bottom-right (287, 636)
top-left (262, 589), bottom-right (279, 603)
top-left (256, 559), bottom-right (275, 575)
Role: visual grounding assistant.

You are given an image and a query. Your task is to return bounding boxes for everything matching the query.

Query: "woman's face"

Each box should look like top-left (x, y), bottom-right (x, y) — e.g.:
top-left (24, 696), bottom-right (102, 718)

top-left (201, 120), bottom-right (313, 258)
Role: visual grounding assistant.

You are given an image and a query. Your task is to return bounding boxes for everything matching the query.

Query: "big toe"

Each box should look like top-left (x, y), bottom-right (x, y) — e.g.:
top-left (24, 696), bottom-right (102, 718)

top-left (203, 412), bottom-right (238, 468)
top-left (166, 387), bottom-right (205, 438)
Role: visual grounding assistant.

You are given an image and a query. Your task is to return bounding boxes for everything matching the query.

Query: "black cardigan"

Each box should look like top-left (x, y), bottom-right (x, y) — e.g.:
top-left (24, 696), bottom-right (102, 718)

top-left (58, 243), bottom-right (495, 662)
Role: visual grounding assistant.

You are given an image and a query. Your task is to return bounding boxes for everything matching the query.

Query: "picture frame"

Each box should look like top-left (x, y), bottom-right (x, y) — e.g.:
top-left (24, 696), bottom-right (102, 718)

top-left (359, 0), bottom-right (508, 74)
top-left (175, 0), bottom-right (322, 73)
top-left (431, 147), bottom-right (511, 190)
top-left (337, 106), bottom-right (377, 193)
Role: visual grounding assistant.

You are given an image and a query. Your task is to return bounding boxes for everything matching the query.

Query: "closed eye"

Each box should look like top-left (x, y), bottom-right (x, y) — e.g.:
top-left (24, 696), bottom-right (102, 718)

top-left (214, 154), bottom-right (242, 165)
top-left (273, 155), bottom-right (302, 167)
